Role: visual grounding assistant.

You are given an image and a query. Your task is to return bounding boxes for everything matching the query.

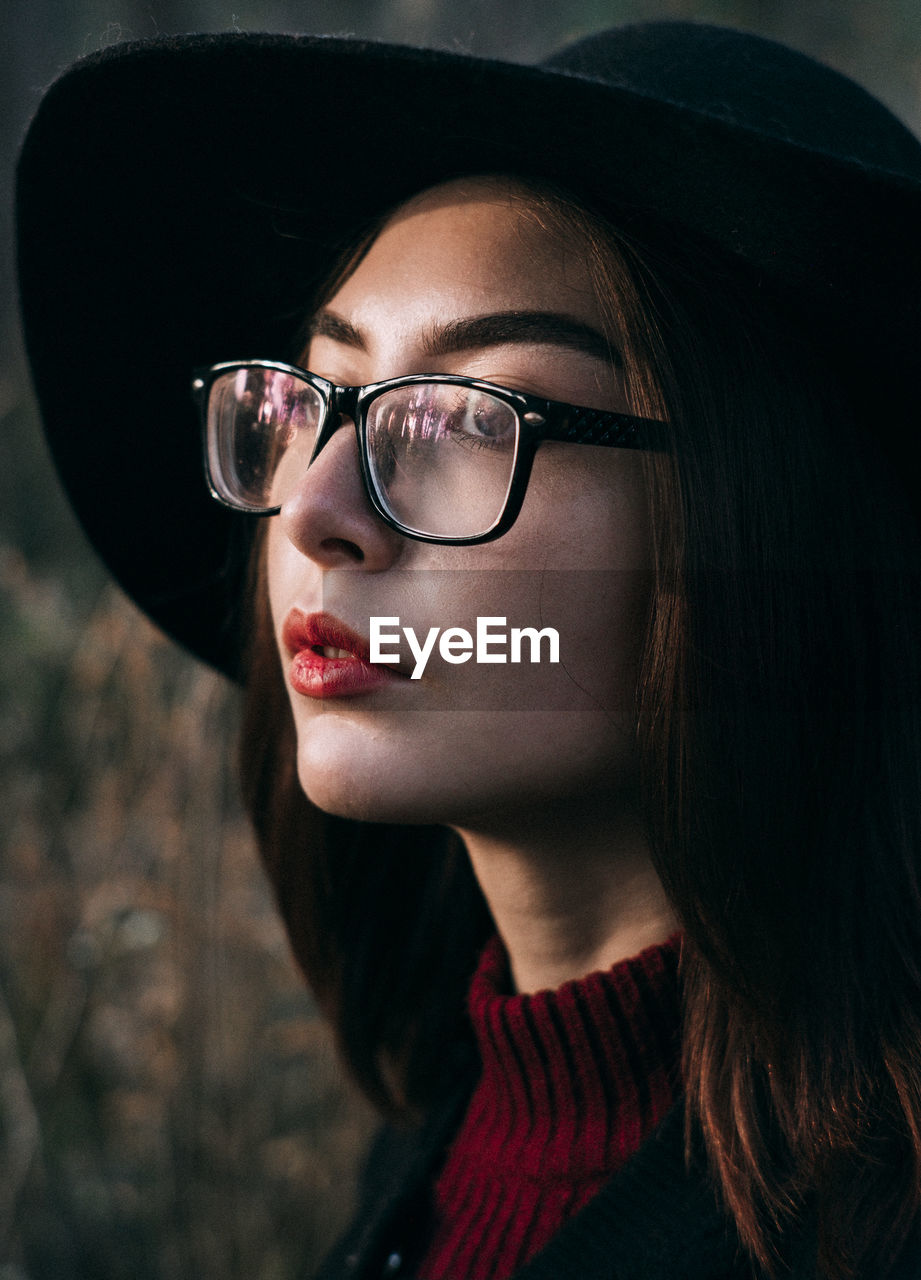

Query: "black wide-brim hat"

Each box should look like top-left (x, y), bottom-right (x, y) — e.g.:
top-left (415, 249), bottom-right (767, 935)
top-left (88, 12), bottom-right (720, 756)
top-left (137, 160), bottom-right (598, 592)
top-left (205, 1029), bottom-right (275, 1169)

top-left (16, 22), bottom-right (921, 676)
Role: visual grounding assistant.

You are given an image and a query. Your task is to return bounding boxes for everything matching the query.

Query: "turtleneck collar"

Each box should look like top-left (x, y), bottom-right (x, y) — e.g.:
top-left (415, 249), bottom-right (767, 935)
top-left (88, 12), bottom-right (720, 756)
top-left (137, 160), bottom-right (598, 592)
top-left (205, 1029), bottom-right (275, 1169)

top-left (466, 932), bottom-right (683, 1182)
top-left (419, 932), bottom-right (683, 1280)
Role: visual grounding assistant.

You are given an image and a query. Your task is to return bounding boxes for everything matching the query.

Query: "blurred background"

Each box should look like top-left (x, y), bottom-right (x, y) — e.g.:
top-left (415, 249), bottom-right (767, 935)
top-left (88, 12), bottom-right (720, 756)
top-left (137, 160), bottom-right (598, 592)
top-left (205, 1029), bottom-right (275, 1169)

top-left (3, 2), bottom-right (921, 1278)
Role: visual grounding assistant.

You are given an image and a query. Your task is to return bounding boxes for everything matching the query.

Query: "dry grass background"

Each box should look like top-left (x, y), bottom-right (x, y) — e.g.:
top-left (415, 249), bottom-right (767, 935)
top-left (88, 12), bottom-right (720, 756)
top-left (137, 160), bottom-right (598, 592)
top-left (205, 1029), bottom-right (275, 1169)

top-left (0, 546), bottom-right (376, 1280)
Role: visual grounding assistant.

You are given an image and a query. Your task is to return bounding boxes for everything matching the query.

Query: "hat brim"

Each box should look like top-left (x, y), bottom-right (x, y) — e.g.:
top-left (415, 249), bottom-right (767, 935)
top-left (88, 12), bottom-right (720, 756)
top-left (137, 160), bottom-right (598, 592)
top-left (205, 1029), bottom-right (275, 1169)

top-left (17, 32), bottom-right (921, 675)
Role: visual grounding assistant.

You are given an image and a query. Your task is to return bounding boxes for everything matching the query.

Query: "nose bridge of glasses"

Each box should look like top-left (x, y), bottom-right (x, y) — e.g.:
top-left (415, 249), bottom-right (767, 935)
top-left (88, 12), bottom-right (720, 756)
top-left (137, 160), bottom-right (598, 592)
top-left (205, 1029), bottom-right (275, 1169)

top-left (310, 381), bottom-right (362, 461)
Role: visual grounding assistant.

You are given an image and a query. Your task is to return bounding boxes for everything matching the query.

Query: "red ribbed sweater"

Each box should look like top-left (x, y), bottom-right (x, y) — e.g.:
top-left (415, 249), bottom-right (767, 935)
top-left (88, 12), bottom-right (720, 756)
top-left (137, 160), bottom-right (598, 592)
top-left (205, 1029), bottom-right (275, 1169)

top-left (418, 933), bottom-right (682, 1280)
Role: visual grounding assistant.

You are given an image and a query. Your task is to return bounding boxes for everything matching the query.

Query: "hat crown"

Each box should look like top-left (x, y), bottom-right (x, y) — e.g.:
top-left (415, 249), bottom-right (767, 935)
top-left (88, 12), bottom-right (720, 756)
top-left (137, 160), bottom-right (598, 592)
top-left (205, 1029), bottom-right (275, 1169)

top-left (546, 21), bottom-right (921, 180)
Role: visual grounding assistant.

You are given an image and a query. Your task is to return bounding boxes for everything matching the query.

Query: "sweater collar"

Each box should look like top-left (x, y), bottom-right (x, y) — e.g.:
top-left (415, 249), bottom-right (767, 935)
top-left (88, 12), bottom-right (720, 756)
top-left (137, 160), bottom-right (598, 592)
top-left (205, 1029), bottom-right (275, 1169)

top-left (465, 932), bottom-right (683, 1182)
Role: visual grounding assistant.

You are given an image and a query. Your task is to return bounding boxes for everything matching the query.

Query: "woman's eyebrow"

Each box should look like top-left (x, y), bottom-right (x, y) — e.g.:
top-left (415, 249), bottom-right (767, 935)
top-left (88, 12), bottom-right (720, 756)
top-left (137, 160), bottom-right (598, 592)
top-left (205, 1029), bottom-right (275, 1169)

top-left (307, 310), bottom-right (366, 350)
top-left (428, 311), bottom-right (621, 366)
top-left (307, 308), bottom-right (622, 366)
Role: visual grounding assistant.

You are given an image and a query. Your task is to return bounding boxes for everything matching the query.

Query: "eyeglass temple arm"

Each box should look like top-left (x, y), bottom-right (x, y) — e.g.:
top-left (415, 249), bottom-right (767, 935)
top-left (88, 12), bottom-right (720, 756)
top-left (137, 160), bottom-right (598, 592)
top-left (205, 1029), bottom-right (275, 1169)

top-left (529, 404), bottom-right (666, 450)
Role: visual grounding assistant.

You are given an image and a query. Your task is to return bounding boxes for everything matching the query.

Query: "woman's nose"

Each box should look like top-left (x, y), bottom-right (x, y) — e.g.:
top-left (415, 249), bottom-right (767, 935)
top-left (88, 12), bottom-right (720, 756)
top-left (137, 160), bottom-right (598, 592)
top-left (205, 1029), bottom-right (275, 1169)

top-left (276, 417), bottom-right (405, 569)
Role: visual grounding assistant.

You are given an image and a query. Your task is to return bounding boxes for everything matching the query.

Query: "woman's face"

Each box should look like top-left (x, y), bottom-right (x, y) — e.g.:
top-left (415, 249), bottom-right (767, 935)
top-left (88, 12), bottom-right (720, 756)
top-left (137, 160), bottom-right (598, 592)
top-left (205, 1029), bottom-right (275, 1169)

top-left (266, 177), bottom-right (654, 829)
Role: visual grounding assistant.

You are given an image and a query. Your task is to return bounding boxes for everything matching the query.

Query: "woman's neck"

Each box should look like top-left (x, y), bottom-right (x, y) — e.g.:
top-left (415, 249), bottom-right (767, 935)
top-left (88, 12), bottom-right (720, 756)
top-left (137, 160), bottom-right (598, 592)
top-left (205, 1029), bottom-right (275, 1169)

top-left (454, 801), bottom-right (677, 994)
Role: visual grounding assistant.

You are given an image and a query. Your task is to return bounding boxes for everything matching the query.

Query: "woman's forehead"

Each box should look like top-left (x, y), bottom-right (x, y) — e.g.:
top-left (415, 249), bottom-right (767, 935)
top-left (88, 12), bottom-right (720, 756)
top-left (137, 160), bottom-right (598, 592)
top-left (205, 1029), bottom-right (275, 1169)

top-left (385, 173), bottom-right (545, 222)
top-left (327, 174), bottom-right (598, 319)
top-left (372, 173), bottom-right (590, 263)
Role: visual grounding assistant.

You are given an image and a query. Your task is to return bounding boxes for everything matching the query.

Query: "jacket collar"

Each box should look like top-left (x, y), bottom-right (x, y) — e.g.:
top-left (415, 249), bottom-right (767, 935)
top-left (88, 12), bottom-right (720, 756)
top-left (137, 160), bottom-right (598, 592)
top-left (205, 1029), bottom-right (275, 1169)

top-left (318, 1089), bottom-right (756, 1279)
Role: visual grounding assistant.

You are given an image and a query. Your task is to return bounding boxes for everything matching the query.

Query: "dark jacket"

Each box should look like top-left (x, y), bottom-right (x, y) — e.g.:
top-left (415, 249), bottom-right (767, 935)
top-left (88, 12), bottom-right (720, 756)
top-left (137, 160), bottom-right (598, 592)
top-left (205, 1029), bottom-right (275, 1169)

top-left (316, 1078), bottom-right (762, 1280)
top-left (314, 1070), bottom-right (920, 1280)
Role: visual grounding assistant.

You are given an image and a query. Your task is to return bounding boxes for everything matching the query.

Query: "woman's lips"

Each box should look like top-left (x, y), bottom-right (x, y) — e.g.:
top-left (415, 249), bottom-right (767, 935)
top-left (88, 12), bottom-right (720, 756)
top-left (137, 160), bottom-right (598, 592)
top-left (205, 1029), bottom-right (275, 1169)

top-left (281, 609), bottom-right (404, 699)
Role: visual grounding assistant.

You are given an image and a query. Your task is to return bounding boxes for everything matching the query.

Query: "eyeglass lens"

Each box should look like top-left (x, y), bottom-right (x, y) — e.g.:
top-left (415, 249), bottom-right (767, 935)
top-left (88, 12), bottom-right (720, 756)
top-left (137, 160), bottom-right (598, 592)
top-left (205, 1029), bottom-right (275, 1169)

top-left (207, 367), bottom-right (520, 538)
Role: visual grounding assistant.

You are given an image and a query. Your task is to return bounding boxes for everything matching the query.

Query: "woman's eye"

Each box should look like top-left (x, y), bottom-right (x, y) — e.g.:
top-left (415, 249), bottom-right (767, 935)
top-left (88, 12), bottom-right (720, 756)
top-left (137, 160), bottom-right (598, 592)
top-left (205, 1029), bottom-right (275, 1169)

top-left (461, 406), bottom-right (499, 437)
top-left (449, 393), bottom-right (516, 446)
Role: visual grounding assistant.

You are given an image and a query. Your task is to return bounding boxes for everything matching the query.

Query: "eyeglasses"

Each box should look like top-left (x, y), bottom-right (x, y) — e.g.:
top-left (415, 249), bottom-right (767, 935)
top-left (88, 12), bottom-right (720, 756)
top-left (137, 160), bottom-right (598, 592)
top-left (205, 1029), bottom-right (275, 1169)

top-left (194, 360), bottom-right (665, 545)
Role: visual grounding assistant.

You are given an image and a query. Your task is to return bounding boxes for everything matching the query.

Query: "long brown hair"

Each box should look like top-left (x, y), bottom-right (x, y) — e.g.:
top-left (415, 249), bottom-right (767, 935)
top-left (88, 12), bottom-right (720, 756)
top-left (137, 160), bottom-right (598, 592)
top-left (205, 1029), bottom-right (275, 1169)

top-left (240, 180), bottom-right (921, 1278)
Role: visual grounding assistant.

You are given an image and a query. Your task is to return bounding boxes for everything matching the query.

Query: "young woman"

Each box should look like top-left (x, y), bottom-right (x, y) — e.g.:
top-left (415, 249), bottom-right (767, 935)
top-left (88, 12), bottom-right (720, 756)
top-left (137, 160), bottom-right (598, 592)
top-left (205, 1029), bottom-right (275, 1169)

top-left (16, 19), bottom-right (921, 1280)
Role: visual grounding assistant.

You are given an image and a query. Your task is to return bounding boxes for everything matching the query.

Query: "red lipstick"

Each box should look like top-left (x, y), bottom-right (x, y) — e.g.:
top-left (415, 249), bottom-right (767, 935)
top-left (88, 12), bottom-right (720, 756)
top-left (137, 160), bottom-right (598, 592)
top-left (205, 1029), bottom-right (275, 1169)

top-left (282, 609), bottom-right (402, 699)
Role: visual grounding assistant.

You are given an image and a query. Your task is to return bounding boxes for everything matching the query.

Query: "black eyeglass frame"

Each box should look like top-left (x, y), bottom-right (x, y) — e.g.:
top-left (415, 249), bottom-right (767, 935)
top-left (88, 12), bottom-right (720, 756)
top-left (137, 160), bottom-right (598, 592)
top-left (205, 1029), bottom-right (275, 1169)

top-left (193, 359), bottom-right (666, 546)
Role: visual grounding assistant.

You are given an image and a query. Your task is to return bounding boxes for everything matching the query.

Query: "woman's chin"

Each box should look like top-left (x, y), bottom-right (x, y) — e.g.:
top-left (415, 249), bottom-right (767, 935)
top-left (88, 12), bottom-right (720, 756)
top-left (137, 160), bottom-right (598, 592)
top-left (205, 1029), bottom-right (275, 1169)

top-left (297, 768), bottom-right (422, 824)
top-left (293, 738), bottom-right (448, 825)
